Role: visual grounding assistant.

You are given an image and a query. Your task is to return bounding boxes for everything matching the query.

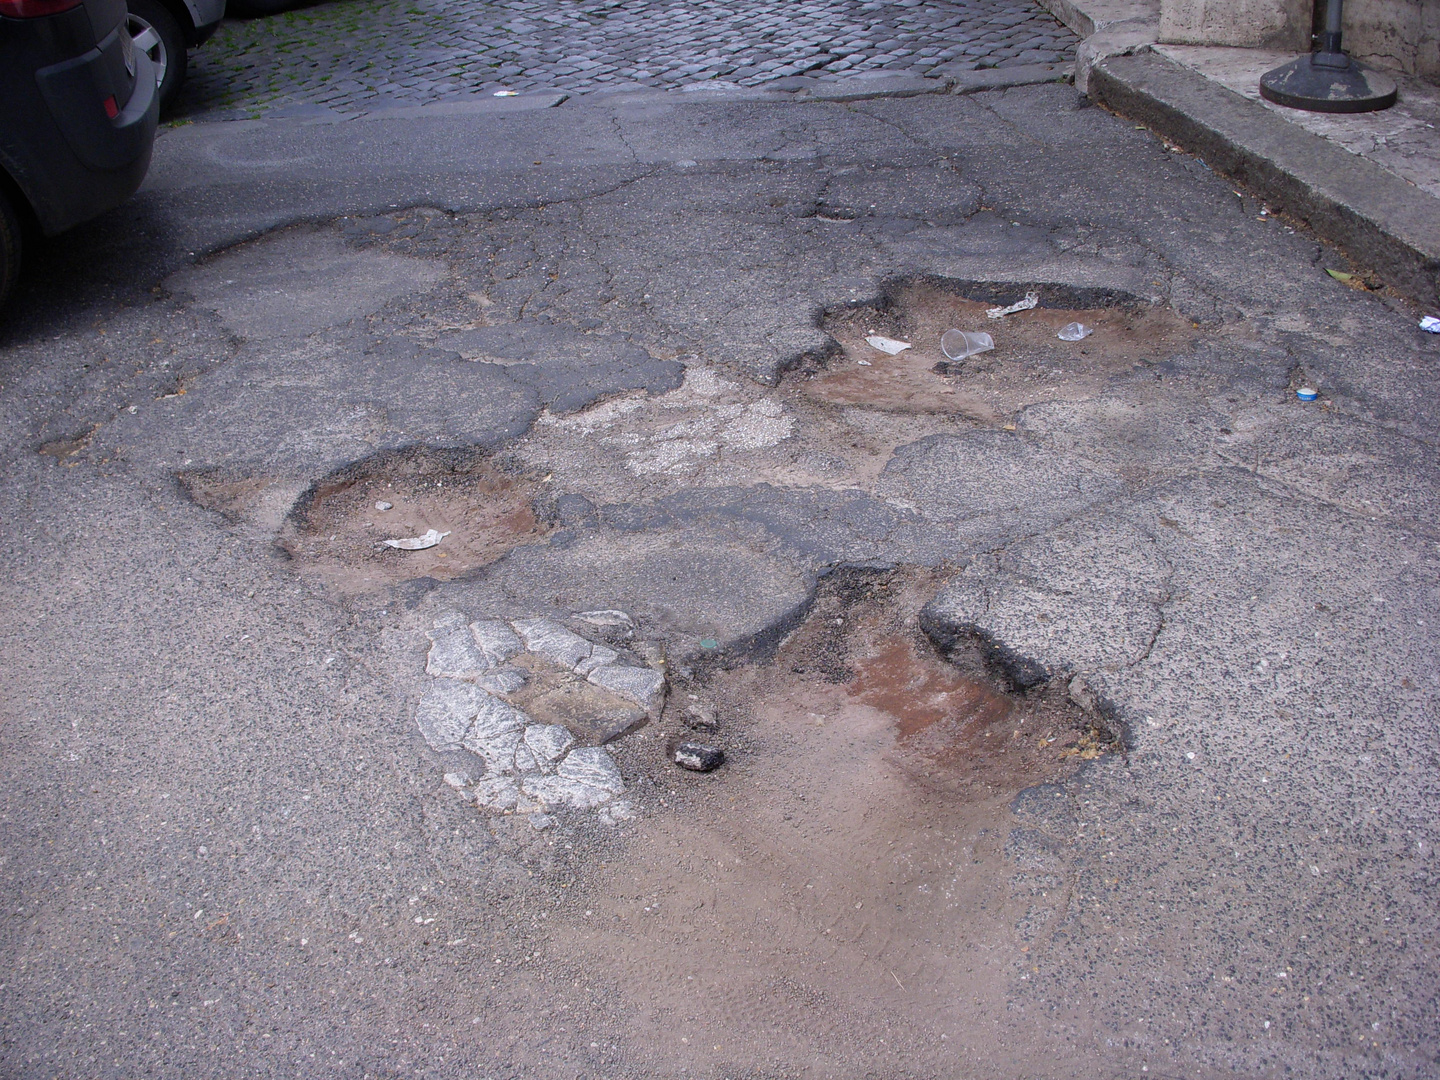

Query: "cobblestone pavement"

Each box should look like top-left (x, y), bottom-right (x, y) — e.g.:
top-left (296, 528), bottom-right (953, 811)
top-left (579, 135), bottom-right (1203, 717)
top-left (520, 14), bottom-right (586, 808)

top-left (179, 0), bottom-right (1078, 118)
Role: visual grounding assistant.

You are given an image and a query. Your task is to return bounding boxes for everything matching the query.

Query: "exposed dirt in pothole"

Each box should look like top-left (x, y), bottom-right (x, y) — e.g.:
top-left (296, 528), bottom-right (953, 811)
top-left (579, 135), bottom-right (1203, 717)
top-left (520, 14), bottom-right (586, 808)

top-left (543, 567), bottom-right (1116, 1078)
top-left (277, 448), bottom-right (552, 593)
top-left (799, 281), bottom-right (1197, 423)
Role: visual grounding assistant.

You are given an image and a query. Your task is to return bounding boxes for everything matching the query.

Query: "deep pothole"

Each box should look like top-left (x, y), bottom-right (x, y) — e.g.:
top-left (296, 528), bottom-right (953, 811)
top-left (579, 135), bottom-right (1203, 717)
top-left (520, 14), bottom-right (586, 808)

top-left (795, 280), bottom-right (1198, 422)
top-left (684, 564), bottom-right (1122, 801)
top-left (277, 448), bottom-right (552, 592)
top-left (512, 567), bottom-right (1125, 1071)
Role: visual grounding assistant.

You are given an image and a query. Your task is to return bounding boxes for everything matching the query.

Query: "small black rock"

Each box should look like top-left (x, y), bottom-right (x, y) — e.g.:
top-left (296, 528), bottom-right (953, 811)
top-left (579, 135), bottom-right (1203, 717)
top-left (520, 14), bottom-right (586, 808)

top-left (673, 741), bottom-right (724, 773)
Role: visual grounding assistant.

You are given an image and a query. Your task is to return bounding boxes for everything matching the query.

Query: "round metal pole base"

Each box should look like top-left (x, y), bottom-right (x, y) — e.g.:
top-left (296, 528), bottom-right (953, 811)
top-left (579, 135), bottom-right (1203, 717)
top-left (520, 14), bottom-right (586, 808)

top-left (1259, 53), bottom-right (1397, 113)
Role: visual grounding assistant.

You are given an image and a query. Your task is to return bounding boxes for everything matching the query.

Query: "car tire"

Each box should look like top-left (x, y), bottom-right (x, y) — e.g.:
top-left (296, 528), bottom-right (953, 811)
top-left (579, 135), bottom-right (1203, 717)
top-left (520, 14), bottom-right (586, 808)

top-left (0, 188), bottom-right (21, 312)
top-left (127, 0), bottom-right (187, 111)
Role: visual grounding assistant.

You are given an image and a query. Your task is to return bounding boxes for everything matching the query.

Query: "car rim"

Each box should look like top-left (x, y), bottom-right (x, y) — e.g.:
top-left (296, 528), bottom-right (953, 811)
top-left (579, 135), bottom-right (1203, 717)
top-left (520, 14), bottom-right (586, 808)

top-left (127, 14), bottom-right (168, 89)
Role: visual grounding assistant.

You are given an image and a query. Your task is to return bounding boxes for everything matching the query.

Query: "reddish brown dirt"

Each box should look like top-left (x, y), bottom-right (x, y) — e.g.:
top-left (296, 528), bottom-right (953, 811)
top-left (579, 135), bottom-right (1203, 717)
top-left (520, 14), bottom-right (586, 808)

top-left (801, 284), bottom-right (1196, 421)
top-left (277, 449), bottom-right (551, 592)
top-left (541, 568), bottom-right (1113, 1078)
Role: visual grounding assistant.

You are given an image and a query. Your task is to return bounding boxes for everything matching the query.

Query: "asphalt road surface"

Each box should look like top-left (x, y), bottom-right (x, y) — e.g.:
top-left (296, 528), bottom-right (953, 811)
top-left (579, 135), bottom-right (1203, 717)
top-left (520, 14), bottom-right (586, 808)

top-left (1, 78), bottom-right (1437, 1080)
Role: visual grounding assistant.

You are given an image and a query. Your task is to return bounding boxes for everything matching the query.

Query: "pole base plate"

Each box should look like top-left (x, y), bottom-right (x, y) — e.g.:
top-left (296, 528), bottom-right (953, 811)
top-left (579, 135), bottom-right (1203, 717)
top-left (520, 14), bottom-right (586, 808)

top-left (1259, 53), bottom-right (1397, 113)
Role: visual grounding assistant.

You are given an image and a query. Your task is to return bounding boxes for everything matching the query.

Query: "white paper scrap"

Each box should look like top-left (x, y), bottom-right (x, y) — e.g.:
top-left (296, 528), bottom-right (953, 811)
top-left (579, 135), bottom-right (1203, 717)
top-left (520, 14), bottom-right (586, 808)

top-left (986, 292), bottom-right (1040, 319)
top-left (382, 529), bottom-right (450, 550)
top-left (864, 335), bottom-right (912, 355)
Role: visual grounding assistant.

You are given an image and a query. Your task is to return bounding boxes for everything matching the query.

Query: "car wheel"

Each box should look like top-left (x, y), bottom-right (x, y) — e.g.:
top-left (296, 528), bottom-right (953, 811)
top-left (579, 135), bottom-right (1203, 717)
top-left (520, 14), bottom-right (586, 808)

top-left (0, 188), bottom-right (20, 312)
top-left (127, 0), bottom-right (187, 111)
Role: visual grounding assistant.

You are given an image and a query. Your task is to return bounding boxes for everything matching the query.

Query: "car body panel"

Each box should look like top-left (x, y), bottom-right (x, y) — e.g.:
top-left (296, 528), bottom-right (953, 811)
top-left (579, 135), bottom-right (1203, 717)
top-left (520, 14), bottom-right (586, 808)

top-left (0, 0), bottom-right (159, 235)
top-left (180, 0), bottom-right (222, 38)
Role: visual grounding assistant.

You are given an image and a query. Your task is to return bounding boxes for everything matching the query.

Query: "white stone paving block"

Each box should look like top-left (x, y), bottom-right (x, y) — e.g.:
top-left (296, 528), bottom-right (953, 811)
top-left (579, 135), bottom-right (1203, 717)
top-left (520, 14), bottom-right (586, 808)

top-left (521, 774), bottom-right (616, 810)
top-left (464, 727), bottom-right (526, 772)
top-left (426, 627), bottom-right (492, 680)
top-left (556, 746), bottom-right (625, 794)
top-left (472, 775), bottom-right (522, 811)
top-left (523, 723), bottom-right (575, 768)
top-left (477, 668), bottom-right (527, 695)
top-left (510, 617), bottom-right (594, 670)
top-left (573, 644), bottom-right (619, 676)
top-left (414, 679), bottom-right (485, 750)
top-left (586, 662), bottom-right (666, 717)
top-left (470, 619), bottom-right (523, 666)
top-left (428, 610), bottom-right (470, 634)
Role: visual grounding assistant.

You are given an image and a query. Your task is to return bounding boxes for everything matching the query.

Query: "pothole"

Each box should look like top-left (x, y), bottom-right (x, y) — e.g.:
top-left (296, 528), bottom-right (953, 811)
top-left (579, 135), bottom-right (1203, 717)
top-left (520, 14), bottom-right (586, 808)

top-left (277, 448), bottom-right (552, 592)
top-left (692, 564), bottom-right (1121, 800)
top-left (797, 280), bottom-right (1197, 421)
top-left (535, 566), bottom-right (1124, 1072)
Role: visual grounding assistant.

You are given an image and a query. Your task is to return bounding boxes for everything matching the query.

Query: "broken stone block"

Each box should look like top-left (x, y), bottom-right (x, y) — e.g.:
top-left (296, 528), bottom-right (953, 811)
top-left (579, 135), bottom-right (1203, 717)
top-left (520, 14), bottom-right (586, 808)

top-left (521, 774), bottom-right (615, 810)
top-left (673, 741), bottom-right (725, 772)
top-left (573, 644), bottom-right (619, 676)
top-left (511, 617), bottom-right (594, 669)
top-left (460, 691), bottom-right (529, 768)
top-left (470, 690), bottom-right (528, 738)
top-left (683, 699), bottom-right (717, 730)
top-left (415, 679), bottom-right (485, 751)
top-left (426, 627), bottom-right (492, 680)
top-left (513, 743), bottom-right (540, 774)
top-left (465, 727), bottom-right (526, 772)
top-left (429, 610), bottom-right (470, 634)
top-left (477, 668), bottom-right (527, 696)
top-left (523, 677), bottom-right (647, 744)
top-left (587, 662), bottom-right (666, 718)
top-left (472, 775), bottom-right (521, 810)
top-left (524, 724), bottom-right (575, 768)
top-left (528, 812), bottom-right (555, 831)
top-left (573, 609), bottom-right (635, 632)
top-left (556, 746), bottom-right (625, 794)
top-left (470, 619), bottom-right (523, 667)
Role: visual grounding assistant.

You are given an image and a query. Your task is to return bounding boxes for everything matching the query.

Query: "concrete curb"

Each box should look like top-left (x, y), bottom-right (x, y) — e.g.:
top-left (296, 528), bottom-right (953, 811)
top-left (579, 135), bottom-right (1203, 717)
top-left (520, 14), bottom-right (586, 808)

top-left (1089, 50), bottom-right (1440, 307)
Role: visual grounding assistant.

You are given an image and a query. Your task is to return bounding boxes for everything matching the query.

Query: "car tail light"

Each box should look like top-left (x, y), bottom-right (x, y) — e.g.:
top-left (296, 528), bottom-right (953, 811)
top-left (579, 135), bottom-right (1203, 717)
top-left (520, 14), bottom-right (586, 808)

top-left (102, 95), bottom-right (119, 119)
top-left (0, 0), bottom-right (83, 14)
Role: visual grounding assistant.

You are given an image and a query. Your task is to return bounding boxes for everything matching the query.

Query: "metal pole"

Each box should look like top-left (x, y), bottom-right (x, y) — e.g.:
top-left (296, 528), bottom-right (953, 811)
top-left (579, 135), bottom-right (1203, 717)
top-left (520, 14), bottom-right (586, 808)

top-left (1313, 0), bottom-right (1348, 69)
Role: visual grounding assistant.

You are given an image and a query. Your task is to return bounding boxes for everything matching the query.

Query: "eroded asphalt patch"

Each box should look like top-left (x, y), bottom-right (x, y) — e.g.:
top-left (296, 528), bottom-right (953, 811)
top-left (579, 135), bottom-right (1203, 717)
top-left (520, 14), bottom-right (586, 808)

top-left (2, 87), bottom-right (1438, 1080)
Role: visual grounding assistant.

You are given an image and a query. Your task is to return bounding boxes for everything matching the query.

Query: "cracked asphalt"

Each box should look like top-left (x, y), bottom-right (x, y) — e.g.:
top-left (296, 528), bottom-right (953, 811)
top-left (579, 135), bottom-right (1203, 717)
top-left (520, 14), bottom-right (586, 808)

top-left (2, 77), bottom-right (1438, 1080)
top-left (178, 0), bottom-right (1076, 118)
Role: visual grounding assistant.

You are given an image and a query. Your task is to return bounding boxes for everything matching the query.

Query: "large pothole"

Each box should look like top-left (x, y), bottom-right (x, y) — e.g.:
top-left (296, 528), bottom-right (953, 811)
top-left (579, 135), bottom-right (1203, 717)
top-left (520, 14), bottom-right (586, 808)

top-left (797, 280), bottom-right (1197, 422)
top-left (277, 448), bottom-right (552, 592)
top-left (508, 567), bottom-right (1123, 1075)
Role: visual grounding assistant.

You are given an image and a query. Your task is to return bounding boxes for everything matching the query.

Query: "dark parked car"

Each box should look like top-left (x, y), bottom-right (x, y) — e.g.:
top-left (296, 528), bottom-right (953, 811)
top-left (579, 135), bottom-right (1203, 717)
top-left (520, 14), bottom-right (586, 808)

top-left (126, 0), bottom-right (223, 110)
top-left (0, 0), bottom-right (159, 308)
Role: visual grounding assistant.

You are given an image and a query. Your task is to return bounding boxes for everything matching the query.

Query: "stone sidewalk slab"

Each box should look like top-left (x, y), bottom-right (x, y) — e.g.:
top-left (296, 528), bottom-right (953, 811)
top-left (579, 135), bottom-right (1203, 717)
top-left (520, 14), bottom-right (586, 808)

top-left (1088, 49), bottom-right (1440, 307)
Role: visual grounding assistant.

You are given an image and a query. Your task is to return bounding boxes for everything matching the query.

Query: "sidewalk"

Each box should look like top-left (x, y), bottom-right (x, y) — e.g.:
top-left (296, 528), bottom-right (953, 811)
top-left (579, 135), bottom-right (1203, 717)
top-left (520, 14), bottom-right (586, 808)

top-left (1049, 0), bottom-right (1440, 308)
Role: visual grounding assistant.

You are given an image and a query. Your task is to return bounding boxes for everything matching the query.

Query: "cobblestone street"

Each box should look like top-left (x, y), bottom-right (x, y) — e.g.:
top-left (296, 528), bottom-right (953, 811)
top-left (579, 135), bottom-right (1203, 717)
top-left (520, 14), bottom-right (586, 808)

top-left (180, 0), bottom-right (1078, 118)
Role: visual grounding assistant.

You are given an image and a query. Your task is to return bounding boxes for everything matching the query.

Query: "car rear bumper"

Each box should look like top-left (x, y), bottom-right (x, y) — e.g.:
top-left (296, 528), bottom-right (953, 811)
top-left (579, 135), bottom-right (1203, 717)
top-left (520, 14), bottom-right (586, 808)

top-left (1, 31), bottom-right (159, 235)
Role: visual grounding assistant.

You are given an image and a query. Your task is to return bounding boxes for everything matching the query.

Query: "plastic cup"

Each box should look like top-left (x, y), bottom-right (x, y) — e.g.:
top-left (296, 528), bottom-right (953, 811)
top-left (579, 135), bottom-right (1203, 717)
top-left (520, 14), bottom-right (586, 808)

top-left (940, 329), bottom-right (995, 361)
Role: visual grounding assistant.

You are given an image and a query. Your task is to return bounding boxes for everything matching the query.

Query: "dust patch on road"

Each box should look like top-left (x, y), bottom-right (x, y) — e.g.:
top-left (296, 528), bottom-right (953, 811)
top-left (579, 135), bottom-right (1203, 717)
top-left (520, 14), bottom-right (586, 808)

top-left (277, 448), bottom-right (551, 592)
top-left (802, 281), bottom-right (1197, 421)
top-left (544, 567), bottom-right (1113, 1076)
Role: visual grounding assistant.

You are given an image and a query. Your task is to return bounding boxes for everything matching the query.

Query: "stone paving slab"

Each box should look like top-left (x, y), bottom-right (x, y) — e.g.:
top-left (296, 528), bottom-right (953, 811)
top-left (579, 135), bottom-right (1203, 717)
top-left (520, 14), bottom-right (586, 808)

top-left (178, 0), bottom-right (1078, 118)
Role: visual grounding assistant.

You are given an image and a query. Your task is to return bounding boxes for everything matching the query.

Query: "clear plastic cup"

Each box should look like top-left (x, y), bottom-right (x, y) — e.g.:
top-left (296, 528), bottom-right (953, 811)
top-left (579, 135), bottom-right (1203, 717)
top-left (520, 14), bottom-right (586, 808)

top-left (940, 329), bottom-right (995, 361)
